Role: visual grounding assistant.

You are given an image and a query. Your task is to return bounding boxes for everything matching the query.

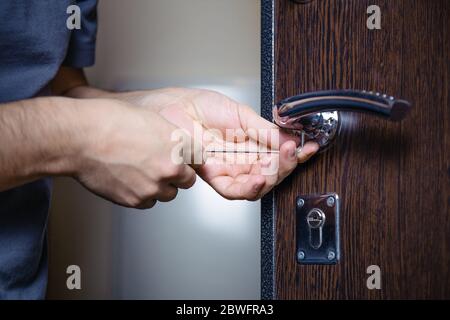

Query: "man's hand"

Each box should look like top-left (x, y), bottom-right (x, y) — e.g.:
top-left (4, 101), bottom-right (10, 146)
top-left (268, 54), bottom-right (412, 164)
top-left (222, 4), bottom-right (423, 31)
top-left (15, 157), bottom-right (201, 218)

top-left (0, 97), bottom-right (196, 209)
top-left (108, 88), bottom-right (319, 200)
top-left (71, 99), bottom-right (197, 208)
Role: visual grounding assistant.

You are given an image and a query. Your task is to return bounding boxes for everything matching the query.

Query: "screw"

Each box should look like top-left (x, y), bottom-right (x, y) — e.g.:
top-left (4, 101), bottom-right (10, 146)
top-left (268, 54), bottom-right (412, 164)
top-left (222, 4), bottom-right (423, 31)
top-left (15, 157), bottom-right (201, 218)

top-left (297, 251), bottom-right (305, 261)
top-left (326, 196), bottom-right (335, 207)
top-left (327, 250), bottom-right (336, 261)
top-left (297, 198), bottom-right (305, 208)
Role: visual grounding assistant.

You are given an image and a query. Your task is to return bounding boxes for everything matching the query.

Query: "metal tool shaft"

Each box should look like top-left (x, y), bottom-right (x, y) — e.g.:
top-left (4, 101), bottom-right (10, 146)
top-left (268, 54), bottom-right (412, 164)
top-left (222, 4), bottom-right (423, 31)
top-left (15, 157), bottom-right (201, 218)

top-left (205, 150), bottom-right (280, 154)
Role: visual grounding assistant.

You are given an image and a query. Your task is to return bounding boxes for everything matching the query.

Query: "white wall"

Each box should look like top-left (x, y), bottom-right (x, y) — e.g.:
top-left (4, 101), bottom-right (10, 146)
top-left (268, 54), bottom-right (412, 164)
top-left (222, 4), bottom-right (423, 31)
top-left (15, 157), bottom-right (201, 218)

top-left (47, 0), bottom-right (261, 299)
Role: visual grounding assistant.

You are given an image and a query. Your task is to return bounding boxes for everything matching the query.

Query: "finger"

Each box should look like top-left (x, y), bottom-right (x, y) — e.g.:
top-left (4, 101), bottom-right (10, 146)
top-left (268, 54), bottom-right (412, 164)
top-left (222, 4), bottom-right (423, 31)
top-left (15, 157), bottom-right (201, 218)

top-left (279, 130), bottom-right (301, 146)
top-left (208, 174), bottom-right (265, 201)
top-left (239, 105), bottom-right (277, 131)
top-left (297, 141), bottom-right (319, 163)
top-left (253, 140), bottom-right (297, 197)
top-left (136, 199), bottom-right (157, 210)
top-left (238, 106), bottom-right (280, 149)
top-left (155, 185), bottom-right (179, 202)
top-left (277, 140), bottom-right (299, 182)
top-left (172, 165), bottom-right (197, 189)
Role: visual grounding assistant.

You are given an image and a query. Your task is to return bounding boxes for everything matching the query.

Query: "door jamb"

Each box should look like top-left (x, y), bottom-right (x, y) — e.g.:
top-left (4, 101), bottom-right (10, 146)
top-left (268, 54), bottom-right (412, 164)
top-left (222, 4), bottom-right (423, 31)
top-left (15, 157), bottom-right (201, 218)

top-left (260, 0), bottom-right (276, 300)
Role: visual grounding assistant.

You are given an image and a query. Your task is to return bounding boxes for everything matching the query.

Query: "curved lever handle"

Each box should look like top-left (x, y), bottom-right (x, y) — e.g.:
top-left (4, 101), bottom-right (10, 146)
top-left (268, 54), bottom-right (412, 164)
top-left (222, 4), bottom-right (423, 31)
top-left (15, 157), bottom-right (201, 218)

top-left (273, 90), bottom-right (412, 149)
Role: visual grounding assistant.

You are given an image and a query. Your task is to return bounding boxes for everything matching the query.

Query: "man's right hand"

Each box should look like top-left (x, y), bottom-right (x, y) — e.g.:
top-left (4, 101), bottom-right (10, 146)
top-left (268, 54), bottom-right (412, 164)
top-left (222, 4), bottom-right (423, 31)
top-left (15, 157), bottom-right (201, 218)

top-left (71, 99), bottom-right (197, 209)
top-left (0, 97), bottom-right (196, 209)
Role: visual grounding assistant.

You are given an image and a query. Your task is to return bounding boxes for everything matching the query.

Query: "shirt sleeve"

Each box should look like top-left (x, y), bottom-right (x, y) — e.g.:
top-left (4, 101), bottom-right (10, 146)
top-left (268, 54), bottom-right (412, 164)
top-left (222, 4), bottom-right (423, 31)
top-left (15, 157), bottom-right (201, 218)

top-left (63, 0), bottom-right (98, 68)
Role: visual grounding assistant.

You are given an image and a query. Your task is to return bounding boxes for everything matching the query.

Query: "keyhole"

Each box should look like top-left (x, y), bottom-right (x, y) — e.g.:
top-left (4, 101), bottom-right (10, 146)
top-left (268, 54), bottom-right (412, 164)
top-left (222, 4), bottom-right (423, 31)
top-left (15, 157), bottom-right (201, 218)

top-left (307, 209), bottom-right (326, 249)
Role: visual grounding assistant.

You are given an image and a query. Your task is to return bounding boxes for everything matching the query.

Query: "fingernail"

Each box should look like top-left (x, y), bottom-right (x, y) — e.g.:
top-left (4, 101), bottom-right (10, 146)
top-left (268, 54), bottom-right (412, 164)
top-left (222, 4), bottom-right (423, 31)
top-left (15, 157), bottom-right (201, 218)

top-left (290, 147), bottom-right (297, 159)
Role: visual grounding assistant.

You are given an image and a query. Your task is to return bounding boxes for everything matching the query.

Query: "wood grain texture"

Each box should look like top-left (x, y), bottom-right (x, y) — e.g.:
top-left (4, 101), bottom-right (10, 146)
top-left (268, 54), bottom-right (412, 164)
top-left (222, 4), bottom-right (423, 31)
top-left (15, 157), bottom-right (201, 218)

top-left (274, 0), bottom-right (450, 299)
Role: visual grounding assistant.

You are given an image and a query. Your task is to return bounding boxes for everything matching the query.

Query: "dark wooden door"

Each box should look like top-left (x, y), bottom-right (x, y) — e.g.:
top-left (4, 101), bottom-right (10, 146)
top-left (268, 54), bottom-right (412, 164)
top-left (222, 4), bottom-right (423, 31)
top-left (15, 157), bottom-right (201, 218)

top-left (261, 0), bottom-right (450, 299)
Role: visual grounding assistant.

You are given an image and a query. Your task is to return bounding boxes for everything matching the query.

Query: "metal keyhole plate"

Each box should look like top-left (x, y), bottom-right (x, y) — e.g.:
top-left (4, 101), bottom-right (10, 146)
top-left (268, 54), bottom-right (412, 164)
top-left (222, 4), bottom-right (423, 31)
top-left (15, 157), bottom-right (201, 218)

top-left (296, 193), bottom-right (340, 265)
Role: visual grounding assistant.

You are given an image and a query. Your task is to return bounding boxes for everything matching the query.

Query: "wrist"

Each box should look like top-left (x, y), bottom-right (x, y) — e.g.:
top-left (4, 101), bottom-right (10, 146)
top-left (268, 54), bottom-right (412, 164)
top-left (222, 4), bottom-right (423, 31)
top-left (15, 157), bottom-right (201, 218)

top-left (57, 98), bottom-right (133, 178)
top-left (33, 97), bottom-right (86, 177)
top-left (38, 97), bottom-right (111, 177)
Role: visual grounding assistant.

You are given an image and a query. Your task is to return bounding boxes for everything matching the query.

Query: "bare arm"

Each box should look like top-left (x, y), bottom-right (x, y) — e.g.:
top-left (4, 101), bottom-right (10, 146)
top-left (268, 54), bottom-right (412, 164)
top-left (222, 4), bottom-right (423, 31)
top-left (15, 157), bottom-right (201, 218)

top-left (0, 87), bottom-right (196, 208)
top-left (0, 67), bottom-right (101, 191)
top-left (0, 97), bottom-right (86, 191)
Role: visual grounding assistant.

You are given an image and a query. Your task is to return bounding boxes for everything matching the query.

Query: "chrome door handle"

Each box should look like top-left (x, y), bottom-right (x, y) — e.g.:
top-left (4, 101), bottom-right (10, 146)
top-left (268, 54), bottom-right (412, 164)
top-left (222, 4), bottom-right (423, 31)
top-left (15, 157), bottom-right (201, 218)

top-left (273, 90), bottom-right (412, 150)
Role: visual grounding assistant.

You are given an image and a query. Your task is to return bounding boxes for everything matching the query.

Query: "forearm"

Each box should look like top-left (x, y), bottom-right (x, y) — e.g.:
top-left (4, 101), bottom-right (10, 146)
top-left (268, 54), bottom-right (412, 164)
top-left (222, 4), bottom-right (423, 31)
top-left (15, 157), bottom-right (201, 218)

top-left (0, 97), bottom-right (87, 191)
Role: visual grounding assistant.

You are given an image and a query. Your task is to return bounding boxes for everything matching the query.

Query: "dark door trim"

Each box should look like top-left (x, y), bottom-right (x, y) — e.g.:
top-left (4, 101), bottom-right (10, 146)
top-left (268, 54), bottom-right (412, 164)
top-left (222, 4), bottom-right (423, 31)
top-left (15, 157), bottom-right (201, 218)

top-left (260, 0), bottom-right (276, 300)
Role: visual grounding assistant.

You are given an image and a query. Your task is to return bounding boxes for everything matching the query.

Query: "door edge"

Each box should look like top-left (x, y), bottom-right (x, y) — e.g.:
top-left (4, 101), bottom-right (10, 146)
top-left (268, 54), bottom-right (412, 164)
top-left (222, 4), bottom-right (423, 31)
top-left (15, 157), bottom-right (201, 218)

top-left (260, 0), bottom-right (276, 300)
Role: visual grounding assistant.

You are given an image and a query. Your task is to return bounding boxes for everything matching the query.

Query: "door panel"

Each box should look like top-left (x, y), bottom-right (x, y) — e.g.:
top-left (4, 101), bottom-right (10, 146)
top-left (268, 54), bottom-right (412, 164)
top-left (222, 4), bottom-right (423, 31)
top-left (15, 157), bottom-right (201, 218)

top-left (269, 0), bottom-right (449, 299)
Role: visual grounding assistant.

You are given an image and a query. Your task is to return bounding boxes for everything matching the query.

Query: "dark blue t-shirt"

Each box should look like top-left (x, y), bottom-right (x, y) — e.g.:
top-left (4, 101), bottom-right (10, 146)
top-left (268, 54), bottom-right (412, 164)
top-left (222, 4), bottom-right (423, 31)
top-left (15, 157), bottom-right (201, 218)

top-left (0, 0), bottom-right (97, 299)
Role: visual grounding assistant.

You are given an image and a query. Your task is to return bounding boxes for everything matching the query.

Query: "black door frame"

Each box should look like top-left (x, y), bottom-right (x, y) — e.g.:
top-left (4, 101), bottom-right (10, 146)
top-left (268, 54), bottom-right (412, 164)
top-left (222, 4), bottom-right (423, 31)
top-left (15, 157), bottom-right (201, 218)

top-left (261, 0), bottom-right (276, 300)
